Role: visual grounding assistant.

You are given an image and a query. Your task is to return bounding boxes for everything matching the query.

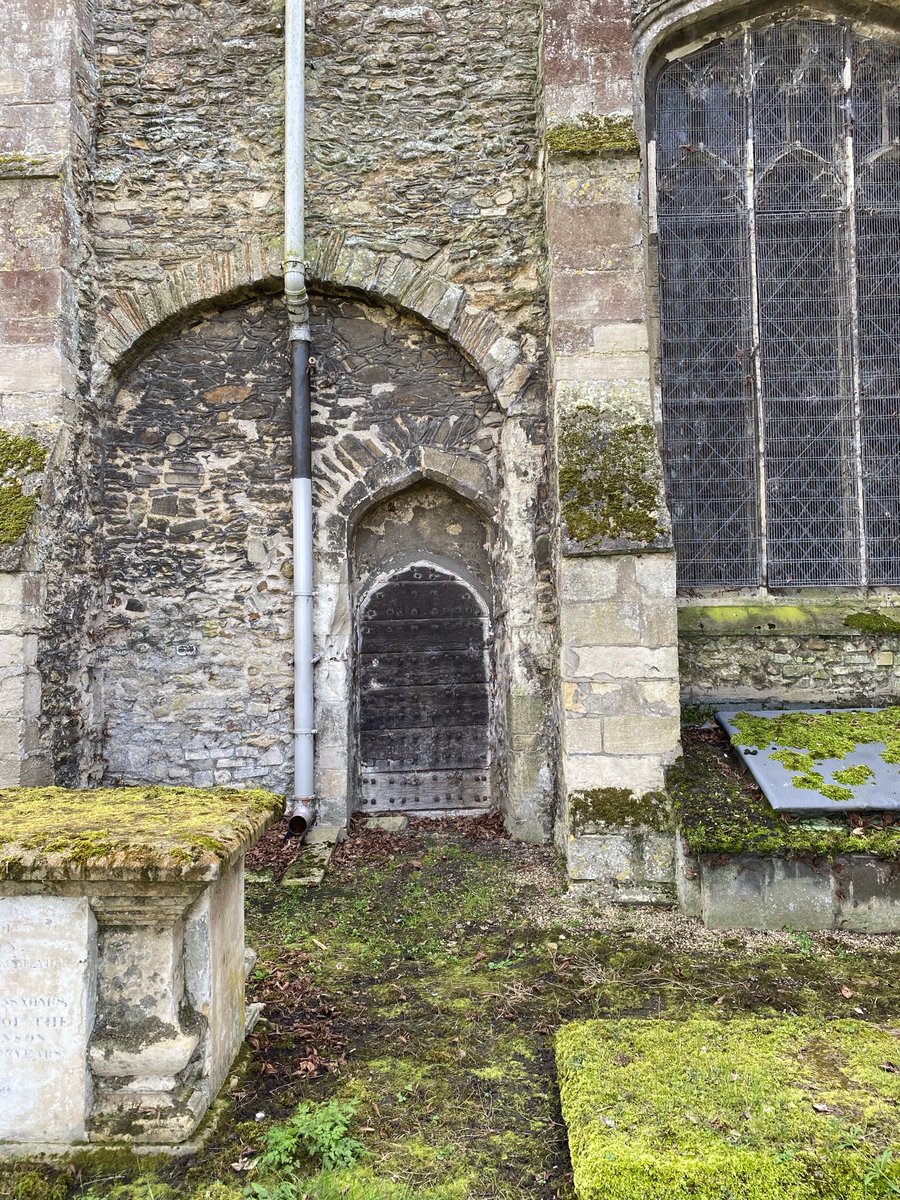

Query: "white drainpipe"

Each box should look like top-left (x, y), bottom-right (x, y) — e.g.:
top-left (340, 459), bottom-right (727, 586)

top-left (284, 0), bottom-right (314, 837)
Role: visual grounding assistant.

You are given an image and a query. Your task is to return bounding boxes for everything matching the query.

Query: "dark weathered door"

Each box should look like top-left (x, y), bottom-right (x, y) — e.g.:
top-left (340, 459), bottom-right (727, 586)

top-left (357, 566), bottom-right (491, 812)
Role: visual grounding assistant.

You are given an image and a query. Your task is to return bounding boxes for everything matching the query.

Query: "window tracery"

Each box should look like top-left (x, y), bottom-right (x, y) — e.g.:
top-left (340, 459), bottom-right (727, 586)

top-left (655, 20), bottom-right (900, 588)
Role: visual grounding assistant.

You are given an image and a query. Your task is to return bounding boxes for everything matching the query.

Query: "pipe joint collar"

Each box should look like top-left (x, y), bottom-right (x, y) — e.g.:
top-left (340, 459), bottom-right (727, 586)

top-left (287, 799), bottom-right (315, 839)
top-left (283, 261), bottom-right (310, 339)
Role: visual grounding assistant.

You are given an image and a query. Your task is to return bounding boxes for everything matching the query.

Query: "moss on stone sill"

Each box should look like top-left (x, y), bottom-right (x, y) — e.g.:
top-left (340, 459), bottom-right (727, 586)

top-left (679, 603), bottom-right (900, 640)
top-left (559, 409), bottom-right (665, 549)
top-left (0, 430), bottom-right (47, 544)
top-left (557, 1016), bottom-right (900, 1200)
top-left (570, 787), bottom-right (672, 835)
top-left (545, 114), bottom-right (639, 157)
top-left (0, 785), bottom-right (282, 875)
top-left (845, 610), bottom-right (900, 635)
top-left (670, 737), bottom-right (900, 861)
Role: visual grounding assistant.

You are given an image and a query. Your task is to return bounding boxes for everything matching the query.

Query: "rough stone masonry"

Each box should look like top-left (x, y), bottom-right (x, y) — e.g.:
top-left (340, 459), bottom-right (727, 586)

top-left (3, 0), bottom-right (900, 892)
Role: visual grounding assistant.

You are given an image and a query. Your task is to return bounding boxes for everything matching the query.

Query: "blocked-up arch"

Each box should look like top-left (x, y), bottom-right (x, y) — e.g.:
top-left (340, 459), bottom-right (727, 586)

top-left (97, 234), bottom-right (530, 410)
top-left (98, 252), bottom-right (552, 839)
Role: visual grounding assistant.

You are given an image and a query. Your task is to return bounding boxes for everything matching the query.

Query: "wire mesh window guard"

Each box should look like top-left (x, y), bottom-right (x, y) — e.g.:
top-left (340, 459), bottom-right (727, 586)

top-left (655, 20), bottom-right (900, 589)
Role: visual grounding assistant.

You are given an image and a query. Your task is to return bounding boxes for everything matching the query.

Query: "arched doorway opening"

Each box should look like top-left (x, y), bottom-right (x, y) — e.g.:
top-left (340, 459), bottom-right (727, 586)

top-left (356, 564), bottom-right (492, 812)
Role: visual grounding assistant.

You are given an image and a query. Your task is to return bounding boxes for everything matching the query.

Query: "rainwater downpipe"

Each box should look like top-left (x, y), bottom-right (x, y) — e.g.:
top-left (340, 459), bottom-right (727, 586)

top-left (284, 0), bottom-right (314, 838)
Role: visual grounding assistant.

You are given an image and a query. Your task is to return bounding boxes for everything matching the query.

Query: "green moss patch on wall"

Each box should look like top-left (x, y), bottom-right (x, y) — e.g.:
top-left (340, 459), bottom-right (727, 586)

top-left (569, 787), bottom-right (672, 835)
top-left (557, 1015), bottom-right (900, 1200)
top-left (0, 785), bottom-right (282, 876)
top-left (558, 407), bottom-right (668, 552)
top-left (0, 430), bottom-right (47, 545)
top-left (844, 611), bottom-right (900, 635)
top-left (679, 601), bottom-right (900, 639)
top-left (545, 114), bottom-right (639, 157)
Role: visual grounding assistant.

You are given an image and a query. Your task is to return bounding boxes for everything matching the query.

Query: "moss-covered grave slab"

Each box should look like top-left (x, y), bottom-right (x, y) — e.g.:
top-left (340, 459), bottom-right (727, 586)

top-left (719, 709), bottom-right (900, 812)
top-left (557, 1016), bottom-right (900, 1200)
top-left (0, 786), bottom-right (282, 880)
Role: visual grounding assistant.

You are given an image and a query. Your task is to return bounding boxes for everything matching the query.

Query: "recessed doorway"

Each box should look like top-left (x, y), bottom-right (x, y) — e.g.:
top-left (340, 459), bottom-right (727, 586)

top-left (356, 565), bottom-right (492, 812)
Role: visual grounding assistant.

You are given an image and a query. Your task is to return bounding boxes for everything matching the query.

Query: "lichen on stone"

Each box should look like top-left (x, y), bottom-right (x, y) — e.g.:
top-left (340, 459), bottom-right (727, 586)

top-left (0, 785), bottom-right (282, 876)
top-left (570, 787), bottom-right (671, 835)
top-left (558, 407), bottom-right (666, 550)
top-left (0, 430), bottom-right (47, 545)
top-left (545, 113), bottom-right (639, 157)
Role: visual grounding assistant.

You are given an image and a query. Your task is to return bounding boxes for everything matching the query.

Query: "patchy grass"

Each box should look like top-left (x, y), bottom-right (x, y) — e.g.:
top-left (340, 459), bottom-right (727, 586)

top-left (3, 823), bottom-right (900, 1199)
top-left (558, 1016), bottom-right (900, 1200)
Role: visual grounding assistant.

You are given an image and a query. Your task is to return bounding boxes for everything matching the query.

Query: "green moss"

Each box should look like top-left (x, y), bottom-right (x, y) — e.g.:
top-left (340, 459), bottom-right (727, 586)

top-left (844, 611), bottom-right (900, 635)
top-left (10, 1170), bottom-right (68, 1200)
top-left (771, 749), bottom-right (816, 773)
top-left (559, 409), bottom-right (665, 548)
top-left (731, 708), bottom-right (900, 803)
top-left (670, 737), bottom-right (900, 859)
top-left (557, 1016), bottom-right (900, 1200)
top-left (820, 784), bottom-right (856, 803)
top-left (0, 430), bottom-right (47, 544)
top-left (545, 113), bottom-right (639, 157)
top-left (791, 773), bottom-right (858, 803)
top-left (793, 770), bottom-right (828, 792)
top-left (833, 764), bottom-right (875, 786)
top-left (0, 153), bottom-right (54, 169)
top-left (731, 708), bottom-right (900, 763)
top-left (570, 787), bottom-right (672, 834)
top-left (0, 786), bottom-right (281, 873)
top-left (680, 703), bottom-right (719, 726)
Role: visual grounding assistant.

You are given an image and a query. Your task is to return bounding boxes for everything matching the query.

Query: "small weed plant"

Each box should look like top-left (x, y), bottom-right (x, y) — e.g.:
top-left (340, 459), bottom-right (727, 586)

top-left (865, 1150), bottom-right (900, 1196)
top-left (247, 1099), bottom-right (365, 1198)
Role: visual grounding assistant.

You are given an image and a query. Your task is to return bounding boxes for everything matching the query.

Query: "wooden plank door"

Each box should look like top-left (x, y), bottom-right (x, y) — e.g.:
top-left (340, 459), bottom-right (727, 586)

top-left (357, 566), bottom-right (491, 812)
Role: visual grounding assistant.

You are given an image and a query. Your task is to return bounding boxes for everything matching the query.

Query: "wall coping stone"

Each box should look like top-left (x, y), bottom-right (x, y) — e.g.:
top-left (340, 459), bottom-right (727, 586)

top-left (678, 600), bottom-right (900, 639)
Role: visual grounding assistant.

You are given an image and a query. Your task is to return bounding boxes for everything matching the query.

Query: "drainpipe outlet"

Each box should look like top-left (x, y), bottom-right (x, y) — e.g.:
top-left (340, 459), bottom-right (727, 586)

top-left (288, 799), bottom-right (314, 839)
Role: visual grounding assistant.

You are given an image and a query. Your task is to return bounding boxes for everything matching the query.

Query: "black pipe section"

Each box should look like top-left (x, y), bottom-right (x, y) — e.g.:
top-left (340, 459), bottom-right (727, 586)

top-left (292, 336), bottom-right (312, 482)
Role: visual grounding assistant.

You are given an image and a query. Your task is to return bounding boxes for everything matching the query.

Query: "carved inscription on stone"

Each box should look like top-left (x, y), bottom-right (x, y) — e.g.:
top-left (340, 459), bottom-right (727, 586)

top-left (0, 896), bottom-right (97, 1143)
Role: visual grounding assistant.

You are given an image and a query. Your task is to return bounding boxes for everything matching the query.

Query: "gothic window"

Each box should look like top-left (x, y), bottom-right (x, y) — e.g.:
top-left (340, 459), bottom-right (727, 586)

top-left (654, 20), bottom-right (900, 589)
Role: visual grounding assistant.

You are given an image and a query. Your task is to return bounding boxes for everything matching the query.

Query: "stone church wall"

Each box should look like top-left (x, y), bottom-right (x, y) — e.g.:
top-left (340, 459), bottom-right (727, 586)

top-left (102, 287), bottom-right (553, 836)
top-left (92, 0), bottom-right (544, 338)
top-left (31, 0), bottom-right (556, 824)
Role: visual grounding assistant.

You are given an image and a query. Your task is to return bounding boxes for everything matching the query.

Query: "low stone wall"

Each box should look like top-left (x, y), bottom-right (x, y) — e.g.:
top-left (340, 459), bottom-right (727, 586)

top-left (0, 786), bottom-right (277, 1150)
top-left (679, 601), bottom-right (900, 705)
top-left (677, 837), bottom-right (900, 933)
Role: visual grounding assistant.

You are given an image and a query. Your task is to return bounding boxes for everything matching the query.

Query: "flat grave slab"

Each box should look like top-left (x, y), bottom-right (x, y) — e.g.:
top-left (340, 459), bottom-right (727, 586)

top-left (717, 708), bottom-right (900, 813)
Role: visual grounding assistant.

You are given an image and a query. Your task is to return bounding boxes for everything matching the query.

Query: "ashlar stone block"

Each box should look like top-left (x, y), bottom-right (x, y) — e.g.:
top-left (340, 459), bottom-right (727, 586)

top-left (0, 895), bottom-right (96, 1144)
top-left (603, 715), bottom-right (680, 756)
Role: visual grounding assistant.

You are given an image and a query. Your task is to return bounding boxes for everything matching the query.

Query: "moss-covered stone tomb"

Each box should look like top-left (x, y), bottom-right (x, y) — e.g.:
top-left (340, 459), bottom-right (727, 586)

top-left (0, 787), bottom-right (279, 1152)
